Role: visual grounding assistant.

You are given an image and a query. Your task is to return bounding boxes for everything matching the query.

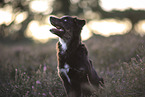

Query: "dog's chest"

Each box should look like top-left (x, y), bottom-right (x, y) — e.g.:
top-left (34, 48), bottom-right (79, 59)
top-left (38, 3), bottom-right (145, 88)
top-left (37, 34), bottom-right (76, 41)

top-left (59, 38), bottom-right (67, 53)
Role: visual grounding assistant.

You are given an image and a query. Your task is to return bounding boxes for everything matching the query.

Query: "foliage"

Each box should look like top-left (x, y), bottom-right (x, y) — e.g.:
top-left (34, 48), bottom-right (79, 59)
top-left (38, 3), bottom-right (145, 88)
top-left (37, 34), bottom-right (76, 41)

top-left (100, 57), bottom-right (145, 97)
top-left (0, 0), bottom-right (145, 40)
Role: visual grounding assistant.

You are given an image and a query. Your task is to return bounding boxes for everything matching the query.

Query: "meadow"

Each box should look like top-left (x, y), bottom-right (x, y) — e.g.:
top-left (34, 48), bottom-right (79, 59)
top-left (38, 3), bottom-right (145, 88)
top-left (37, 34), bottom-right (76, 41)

top-left (0, 33), bottom-right (145, 97)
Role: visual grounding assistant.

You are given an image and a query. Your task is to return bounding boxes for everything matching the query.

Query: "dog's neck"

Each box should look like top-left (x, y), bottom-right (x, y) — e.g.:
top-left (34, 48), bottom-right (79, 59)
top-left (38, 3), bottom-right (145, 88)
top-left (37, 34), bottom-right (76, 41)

top-left (58, 36), bottom-right (81, 56)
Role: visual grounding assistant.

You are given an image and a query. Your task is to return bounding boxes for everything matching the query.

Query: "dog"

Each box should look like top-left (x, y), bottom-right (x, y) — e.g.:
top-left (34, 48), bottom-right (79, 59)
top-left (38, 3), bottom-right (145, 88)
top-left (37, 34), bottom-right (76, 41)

top-left (50, 16), bottom-right (104, 97)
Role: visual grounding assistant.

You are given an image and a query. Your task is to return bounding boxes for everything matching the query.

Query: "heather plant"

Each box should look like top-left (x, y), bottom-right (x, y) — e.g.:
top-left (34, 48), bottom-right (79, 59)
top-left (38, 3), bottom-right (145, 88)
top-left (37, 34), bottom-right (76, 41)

top-left (100, 57), bottom-right (145, 97)
top-left (0, 33), bottom-right (145, 97)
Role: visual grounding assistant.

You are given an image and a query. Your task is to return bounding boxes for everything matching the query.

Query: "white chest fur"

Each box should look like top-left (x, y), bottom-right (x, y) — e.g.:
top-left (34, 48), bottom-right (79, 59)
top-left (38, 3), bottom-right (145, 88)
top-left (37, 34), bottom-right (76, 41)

top-left (60, 64), bottom-right (71, 83)
top-left (59, 38), bottom-right (67, 51)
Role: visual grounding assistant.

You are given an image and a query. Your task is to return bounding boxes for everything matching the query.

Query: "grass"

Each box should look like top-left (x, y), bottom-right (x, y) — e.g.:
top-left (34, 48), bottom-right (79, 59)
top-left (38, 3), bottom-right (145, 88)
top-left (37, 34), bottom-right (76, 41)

top-left (0, 33), bottom-right (145, 97)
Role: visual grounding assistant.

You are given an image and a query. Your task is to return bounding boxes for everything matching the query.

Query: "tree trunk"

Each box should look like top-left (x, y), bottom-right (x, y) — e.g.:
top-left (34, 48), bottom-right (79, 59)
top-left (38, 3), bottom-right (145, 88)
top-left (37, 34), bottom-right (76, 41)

top-left (16, 12), bottom-right (33, 40)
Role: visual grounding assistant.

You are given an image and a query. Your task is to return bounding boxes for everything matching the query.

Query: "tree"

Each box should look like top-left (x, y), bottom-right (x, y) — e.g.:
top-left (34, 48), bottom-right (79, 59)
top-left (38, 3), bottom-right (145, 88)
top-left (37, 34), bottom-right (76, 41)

top-left (94, 0), bottom-right (145, 31)
top-left (52, 0), bottom-right (70, 15)
top-left (0, 0), bottom-right (33, 40)
top-left (1, 0), bottom-right (145, 41)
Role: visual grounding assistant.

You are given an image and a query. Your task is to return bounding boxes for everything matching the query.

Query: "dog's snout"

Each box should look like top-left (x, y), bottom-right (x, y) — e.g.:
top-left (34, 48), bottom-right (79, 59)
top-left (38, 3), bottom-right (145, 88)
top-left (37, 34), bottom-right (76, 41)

top-left (50, 16), bottom-right (58, 25)
top-left (50, 16), bottom-right (59, 21)
top-left (50, 16), bottom-right (52, 20)
top-left (50, 16), bottom-right (55, 21)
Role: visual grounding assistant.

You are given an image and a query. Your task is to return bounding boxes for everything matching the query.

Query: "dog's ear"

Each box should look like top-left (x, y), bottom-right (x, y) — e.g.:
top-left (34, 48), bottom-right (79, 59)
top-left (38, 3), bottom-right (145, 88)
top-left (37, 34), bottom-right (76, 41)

top-left (74, 18), bottom-right (86, 28)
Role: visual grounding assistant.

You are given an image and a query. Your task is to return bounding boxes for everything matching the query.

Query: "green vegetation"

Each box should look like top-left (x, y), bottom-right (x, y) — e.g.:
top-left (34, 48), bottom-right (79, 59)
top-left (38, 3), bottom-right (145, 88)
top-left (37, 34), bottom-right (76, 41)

top-left (0, 33), bottom-right (145, 97)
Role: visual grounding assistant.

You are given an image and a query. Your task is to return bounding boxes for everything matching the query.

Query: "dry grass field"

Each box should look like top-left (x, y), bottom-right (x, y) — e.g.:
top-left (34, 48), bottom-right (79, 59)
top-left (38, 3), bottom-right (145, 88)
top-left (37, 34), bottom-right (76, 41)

top-left (0, 33), bottom-right (145, 97)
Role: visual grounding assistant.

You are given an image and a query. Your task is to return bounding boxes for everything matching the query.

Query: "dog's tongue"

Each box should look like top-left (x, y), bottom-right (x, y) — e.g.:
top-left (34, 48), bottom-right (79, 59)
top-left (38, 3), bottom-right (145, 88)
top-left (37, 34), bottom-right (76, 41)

top-left (50, 28), bottom-right (64, 37)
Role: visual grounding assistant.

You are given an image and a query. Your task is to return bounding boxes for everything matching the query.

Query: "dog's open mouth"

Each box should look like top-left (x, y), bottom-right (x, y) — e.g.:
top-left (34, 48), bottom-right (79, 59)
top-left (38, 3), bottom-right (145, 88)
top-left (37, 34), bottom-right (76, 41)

top-left (50, 16), bottom-right (65, 37)
top-left (50, 25), bottom-right (64, 33)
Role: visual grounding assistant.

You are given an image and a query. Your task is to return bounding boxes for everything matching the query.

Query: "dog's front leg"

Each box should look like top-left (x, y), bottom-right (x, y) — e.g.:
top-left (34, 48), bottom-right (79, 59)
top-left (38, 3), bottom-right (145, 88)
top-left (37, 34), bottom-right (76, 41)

top-left (62, 79), bottom-right (71, 97)
top-left (59, 72), bottom-right (72, 97)
top-left (67, 86), bottom-right (82, 97)
top-left (62, 78), bottom-right (82, 97)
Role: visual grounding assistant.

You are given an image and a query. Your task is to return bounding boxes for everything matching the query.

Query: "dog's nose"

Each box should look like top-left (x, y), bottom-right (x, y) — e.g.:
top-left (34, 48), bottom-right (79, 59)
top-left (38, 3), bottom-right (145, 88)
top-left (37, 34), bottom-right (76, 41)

top-left (50, 16), bottom-right (53, 20)
top-left (50, 16), bottom-right (57, 19)
top-left (50, 16), bottom-right (58, 22)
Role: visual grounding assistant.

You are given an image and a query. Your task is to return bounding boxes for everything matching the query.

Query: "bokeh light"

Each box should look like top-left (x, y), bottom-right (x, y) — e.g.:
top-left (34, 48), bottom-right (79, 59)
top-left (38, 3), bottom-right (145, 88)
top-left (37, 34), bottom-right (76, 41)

top-left (26, 19), bottom-right (92, 43)
top-left (135, 20), bottom-right (145, 36)
top-left (0, 0), bottom-right (145, 43)
top-left (81, 25), bottom-right (92, 41)
top-left (0, 5), bottom-right (13, 25)
top-left (101, 0), bottom-right (145, 11)
top-left (29, 0), bottom-right (53, 14)
top-left (15, 12), bottom-right (28, 24)
top-left (70, 0), bottom-right (80, 4)
top-left (26, 20), bottom-right (57, 43)
top-left (88, 19), bottom-right (132, 37)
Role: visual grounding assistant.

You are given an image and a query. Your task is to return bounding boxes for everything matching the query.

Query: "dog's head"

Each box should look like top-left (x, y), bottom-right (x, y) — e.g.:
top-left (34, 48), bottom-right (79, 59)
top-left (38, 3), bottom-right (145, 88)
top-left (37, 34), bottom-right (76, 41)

top-left (50, 16), bottom-right (85, 42)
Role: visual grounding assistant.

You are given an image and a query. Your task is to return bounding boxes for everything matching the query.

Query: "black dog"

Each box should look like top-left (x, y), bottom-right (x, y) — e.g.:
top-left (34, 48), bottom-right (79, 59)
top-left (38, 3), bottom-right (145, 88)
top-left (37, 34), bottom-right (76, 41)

top-left (50, 16), bottom-right (104, 97)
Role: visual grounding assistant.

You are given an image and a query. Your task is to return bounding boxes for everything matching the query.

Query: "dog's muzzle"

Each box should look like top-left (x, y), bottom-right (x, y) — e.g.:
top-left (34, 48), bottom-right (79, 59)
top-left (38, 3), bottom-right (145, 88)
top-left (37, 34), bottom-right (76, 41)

top-left (50, 16), bottom-right (65, 37)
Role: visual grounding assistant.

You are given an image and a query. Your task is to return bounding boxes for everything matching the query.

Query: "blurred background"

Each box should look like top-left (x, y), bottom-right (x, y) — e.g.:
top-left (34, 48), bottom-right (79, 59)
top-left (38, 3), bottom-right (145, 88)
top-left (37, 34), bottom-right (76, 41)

top-left (0, 0), bottom-right (145, 42)
top-left (0, 0), bottom-right (145, 97)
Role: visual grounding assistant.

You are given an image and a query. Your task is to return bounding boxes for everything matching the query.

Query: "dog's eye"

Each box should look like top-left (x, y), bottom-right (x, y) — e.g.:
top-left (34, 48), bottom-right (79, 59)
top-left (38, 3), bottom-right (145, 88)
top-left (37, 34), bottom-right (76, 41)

top-left (64, 19), bottom-right (67, 22)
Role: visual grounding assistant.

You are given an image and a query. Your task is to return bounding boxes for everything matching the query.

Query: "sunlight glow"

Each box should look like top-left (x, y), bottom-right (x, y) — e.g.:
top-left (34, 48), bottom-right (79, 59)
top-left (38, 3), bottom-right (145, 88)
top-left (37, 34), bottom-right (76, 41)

top-left (26, 18), bottom-right (132, 42)
top-left (26, 20), bottom-right (57, 43)
top-left (81, 25), bottom-right (92, 41)
top-left (135, 20), bottom-right (145, 36)
top-left (0, 5), bottom-right (13, 25)
top-left (101, 0), bottom-right (145, 11)
top-left (15, 12), bottom-right (28, 24)
top-left (142, 23), bottom-right (145, 31)
top-left (88, 19), bottom-right (131, 37)
top-left (26, 18), bottom-right (92, 42)
top-left (1, 0), bottom-right (144, 42)
top-left (29, 0), bottom-right (53, 14)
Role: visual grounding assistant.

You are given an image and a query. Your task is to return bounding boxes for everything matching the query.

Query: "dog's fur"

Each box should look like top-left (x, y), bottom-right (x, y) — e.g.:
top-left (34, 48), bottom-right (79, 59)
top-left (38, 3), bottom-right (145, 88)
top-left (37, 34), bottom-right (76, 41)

top-left (50, 16), bottom-right (104, 97)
